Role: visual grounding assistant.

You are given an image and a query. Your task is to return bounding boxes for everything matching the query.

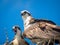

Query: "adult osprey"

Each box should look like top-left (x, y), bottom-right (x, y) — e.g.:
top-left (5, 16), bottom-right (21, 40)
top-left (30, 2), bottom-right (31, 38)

top-left (21, 10), bottom-right (60, 45)
top-left (9, 25), bottom-right (29, 45)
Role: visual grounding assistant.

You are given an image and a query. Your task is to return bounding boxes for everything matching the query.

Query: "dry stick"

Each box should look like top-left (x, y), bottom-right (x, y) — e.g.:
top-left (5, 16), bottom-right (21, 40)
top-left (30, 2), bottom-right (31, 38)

top-left (4, 28), bottom-right (9, 45)
top-left (47, 39), bottom-right (51, 45)
top-left (53, 37), bottom-right (55, 45)
top-left (38, 39), bottom-right (48, 45)
top-left (5, 28), bottom-right (9, 43)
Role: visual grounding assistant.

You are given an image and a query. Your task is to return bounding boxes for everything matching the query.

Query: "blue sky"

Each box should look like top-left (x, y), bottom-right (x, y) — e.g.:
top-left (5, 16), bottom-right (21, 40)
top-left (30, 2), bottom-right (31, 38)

top-left (0, 0), bottom-right (60, 44)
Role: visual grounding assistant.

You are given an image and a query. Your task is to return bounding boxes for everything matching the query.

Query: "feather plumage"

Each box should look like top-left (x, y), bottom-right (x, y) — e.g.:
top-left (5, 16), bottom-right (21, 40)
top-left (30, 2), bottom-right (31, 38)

top-left (21, 10), bottom-right (60, 45)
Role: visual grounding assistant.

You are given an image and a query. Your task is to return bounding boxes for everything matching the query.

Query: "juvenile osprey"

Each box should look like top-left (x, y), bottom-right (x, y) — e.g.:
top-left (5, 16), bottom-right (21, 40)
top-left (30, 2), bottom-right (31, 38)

top-left (21, 10), bottom-right (60, 45)
top-left (9, 25), bottom-right (29, 45)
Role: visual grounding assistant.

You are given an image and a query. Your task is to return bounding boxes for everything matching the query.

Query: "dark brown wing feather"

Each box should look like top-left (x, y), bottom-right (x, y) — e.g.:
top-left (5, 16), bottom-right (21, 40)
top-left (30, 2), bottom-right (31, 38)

top-left (23, 19), bottom-right (60, 44)
top-left (23, 20), bottom-right (60, 42)
top-left (34, 19), bottom-right (56, 25)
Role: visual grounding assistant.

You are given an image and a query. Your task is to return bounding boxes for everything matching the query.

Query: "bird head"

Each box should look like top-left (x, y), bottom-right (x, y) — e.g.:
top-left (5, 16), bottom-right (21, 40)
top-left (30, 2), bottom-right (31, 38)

top-left (21, 10), bottom-right (31, 16)
top-left (12, 25), bottom-right (21, 33)
top-left (21, 10), bottom-right (34, 27)
top-left (21, 10), bottom-right (32, 22)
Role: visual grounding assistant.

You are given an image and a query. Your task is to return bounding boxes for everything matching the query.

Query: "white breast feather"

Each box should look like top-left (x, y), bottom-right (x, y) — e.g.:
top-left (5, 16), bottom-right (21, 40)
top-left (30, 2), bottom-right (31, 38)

top-left (24, 16), bottom-right (32, 30)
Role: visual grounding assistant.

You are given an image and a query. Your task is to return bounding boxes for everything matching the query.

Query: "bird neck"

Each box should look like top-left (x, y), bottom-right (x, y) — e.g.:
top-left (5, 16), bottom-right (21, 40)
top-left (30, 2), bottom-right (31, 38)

top-left (23, 16), bottom-right (35, 30)
top-left (24, 16), bottom-right (33, 26)
top-left (15, 29), bottom-right (21, 39)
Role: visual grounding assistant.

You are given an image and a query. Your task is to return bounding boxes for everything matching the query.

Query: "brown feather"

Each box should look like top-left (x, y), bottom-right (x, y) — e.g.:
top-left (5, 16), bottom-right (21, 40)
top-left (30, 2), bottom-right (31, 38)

top-left (23, 20), bottom-right (60, 44)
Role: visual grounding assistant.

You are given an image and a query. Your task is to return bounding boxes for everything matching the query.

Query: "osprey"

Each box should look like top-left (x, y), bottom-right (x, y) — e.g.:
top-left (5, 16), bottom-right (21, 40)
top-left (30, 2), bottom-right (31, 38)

top-left (21, 10), bottom-right (60, 45)
top-left (9, 25), bottom-right (29, 45)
